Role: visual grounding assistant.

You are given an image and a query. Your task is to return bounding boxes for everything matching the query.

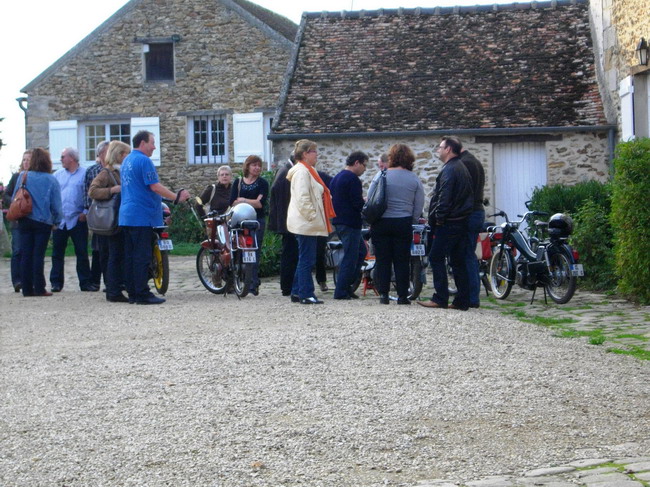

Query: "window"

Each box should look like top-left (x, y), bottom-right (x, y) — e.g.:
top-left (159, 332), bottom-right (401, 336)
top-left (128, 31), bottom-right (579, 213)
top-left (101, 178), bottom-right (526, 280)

top-left (82, 122), bottom-right (131, 162)
top-left (188, 115), bottom-right (228, 164)
top-left (145, 43), bottom-right (174, 81)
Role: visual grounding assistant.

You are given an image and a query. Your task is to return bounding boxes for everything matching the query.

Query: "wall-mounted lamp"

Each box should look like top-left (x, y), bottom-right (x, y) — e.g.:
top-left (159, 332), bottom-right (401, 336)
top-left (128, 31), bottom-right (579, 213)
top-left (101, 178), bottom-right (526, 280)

top-left (636, 37), bottom-right (649, 66)
top-left (171, 34), bottom-right (182, 43)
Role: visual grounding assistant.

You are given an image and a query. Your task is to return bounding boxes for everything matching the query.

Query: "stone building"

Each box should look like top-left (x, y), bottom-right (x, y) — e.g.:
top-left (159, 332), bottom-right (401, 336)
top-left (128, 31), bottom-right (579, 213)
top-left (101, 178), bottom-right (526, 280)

top-left (271, 0), bottom-right (614, 220)
top-left (590, 0), bottom-right (650, 139)
top-left (21, 0), bottom-right (297, 192)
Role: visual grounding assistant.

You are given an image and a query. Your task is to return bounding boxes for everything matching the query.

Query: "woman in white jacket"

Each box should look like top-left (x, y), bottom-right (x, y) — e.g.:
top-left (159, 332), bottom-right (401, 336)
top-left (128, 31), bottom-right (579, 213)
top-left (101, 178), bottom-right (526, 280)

top-left (286, 140), bottom-right (336, 304)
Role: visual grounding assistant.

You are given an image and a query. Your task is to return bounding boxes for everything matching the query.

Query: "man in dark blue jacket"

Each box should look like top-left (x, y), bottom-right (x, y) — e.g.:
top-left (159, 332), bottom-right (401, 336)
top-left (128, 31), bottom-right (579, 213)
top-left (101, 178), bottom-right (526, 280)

top-left (419, 136), bottom-right (473, 310)
top-left (330, 151), bottom-right (368, 300)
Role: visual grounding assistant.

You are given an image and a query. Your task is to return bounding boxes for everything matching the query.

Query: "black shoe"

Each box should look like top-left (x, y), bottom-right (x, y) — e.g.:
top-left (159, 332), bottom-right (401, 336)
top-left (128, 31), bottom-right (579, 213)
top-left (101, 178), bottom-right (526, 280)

top-left (379, 294), bottom-right (389, 305)
top-left (81, 284), bottom-right (99, 292)
top-left (349, 292), bottom-right (360, 299)
top-left (301, 297), bottom-right (324, 304)
top-left (251, 287), bottom-right (259, 296)
top-left (136, 295), bottom-right (166, 305)
top-left (469, 303), bottom-right (480, 308)
top-left (334, 295), bottom-right (352, 300)
top-left (107, 294), bottom-right (130, 303)
top-left (51, 285), bottom-right (62, 293)
top-left (397, 297), bottom-right (411, 305)
top-left (290, 295), bottom-right (300, 303)
top-left (282, 291), bottom-right (291, 296)
top-left (14, 283), bottom-right (21, 293)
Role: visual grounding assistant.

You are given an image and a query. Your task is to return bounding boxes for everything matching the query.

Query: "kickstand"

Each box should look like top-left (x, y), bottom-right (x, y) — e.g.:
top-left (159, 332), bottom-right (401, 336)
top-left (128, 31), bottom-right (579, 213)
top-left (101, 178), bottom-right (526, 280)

top-left (543, 286), bottom-right (548, 305)
top-left (530, 286), bottom-right (536, 305)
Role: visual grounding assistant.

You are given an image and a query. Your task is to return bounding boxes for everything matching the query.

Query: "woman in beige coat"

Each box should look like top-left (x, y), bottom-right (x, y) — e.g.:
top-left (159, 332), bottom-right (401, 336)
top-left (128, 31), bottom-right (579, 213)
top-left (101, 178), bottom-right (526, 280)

top-left (88, 140), bottom-right (130, 303)
top-left (286, 139), bottom-right (336, 304)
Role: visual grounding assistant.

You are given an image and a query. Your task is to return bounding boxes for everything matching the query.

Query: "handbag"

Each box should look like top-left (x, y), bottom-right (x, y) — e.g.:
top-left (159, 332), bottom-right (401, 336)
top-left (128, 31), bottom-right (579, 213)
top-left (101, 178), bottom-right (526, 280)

top-left (6, 172), bottom-right (33, 221)
top-left (362, 169), bottom-right (387, 224)
top-left (87, 169), bottom-right (120, 236)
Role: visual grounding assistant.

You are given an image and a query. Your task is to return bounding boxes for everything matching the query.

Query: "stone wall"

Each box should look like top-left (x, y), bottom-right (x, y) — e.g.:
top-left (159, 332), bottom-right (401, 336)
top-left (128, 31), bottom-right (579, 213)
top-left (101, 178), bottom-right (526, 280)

top-left (24, 0), bottom-right (292, 194)
top-left (590, 0), bottom-right (650, 132)
top-left (273, 132), bottom-right (610, 213)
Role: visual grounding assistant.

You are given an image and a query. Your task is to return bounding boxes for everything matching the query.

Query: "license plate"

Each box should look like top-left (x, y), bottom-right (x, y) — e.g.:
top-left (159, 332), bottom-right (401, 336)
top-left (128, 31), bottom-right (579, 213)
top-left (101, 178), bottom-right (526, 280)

top-left (242, 251), bottom-right (256, 263)
top-left (411, 243), bottom-right (426, 256)
top-left (571, 264), bottom-right (584, 276)
top-left (158, 239), bottom-right (173, 251)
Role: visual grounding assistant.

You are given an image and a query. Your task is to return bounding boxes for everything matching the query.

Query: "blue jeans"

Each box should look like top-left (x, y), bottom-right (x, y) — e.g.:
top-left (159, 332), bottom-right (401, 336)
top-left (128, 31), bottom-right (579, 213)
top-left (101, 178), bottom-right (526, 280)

top-left (334, 224), bottom-right (365, 298)
top-left (291, 234), bottom-right (317, 299)
top-left (466, 209), bottom-right (485, 307)
top-left (11, 225), bottom-right (22, 287)
top-left (429, 219), bottom-right (470, 309)
top-left (18, 218), bottom-right (52, 296)
top-left (252, 217), bottom-right (266, 289)
top-left (50, 221), bottom-right (92, 289)
top-left (122, 226), bottom-right (154, 301)
top-left (280, 233), bottom-right (299, 295)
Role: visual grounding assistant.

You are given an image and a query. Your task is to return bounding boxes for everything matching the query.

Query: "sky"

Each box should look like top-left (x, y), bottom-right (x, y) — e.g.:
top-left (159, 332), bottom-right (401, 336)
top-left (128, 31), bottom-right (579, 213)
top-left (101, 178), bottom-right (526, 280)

top-left (0, 0), bottom-right (511, 184)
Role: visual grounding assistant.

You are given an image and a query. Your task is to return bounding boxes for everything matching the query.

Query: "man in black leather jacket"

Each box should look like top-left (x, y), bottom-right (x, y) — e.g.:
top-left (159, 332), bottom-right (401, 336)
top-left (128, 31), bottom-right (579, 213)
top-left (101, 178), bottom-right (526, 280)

top-left (419, 136), bottom-right (473, 310)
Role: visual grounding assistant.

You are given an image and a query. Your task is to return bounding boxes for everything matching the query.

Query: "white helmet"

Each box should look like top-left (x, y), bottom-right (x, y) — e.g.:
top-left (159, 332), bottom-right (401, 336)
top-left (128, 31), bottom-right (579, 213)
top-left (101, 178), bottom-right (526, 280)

top-left (230, 203), bottom-right (257, 228)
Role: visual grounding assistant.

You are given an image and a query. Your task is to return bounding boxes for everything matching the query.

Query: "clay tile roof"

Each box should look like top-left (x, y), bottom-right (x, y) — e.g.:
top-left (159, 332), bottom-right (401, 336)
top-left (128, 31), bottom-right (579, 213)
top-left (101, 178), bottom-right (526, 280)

top-left (273, 0), bottom-right (607, 135)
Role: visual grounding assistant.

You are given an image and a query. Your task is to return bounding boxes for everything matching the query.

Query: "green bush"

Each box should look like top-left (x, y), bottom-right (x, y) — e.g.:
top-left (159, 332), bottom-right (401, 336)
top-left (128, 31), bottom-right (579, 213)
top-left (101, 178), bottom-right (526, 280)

top-left (259, 230), bottom-right (281, 278)
top-left (611, 138), bottom-right (650, 303)
top-left (529, 180), bottom-right (612, 216)
top-left (571, 200), bottom-right (616, 291)
top-left (169, 203), bottom-right (204, 243)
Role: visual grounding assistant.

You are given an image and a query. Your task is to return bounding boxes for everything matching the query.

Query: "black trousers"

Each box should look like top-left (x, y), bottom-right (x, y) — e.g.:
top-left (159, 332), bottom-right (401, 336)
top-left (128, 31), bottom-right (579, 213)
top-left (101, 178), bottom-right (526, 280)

top-left (370, 217), bottom-right (412, 298)
top-left (280, 233), bottom-right (299, 295)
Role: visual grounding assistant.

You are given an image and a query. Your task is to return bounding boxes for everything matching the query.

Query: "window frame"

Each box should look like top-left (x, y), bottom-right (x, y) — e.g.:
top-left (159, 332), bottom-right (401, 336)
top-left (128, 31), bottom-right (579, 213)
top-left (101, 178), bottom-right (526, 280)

top-left (144, 42), bottom-right (175, 82)
top-left (187, 114), bottom-right (229, 165)
top-left (79, 121), bottom-right (131, 165)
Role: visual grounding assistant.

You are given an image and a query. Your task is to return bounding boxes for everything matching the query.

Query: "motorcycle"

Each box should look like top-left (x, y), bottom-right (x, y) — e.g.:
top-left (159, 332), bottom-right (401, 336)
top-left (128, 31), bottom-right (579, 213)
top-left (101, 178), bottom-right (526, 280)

top-left (328, 220), bottom-right (430, 300)
top-left (195, 203), bottom-right (259, 297)
top-left (488, 208), bottom-right (584, 304)
top-left (150, 203), bottom-right (172, 295)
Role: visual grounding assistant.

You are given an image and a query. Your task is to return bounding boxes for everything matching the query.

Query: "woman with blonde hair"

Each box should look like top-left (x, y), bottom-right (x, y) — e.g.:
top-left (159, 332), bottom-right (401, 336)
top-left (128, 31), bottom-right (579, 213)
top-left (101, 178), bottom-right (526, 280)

top-left (230, 155), bottom-right (269, 295)
top-left (286, 140), bottom-right (336, 304)
top-left (88, 140), bottom-right (130, 302)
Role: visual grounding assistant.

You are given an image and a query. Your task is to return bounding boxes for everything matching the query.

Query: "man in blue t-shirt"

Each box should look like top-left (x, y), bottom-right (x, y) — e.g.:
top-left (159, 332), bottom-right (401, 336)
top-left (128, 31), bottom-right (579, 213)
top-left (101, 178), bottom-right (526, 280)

top-left (119, 130), bottom-right (190, 304)
top-left (329, 151), bottom-right (368, 300)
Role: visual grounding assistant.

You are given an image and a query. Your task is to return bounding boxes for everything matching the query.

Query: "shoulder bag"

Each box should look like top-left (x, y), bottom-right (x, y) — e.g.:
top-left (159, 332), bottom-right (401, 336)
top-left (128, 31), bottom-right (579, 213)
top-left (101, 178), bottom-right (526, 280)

top-left (87, 169), bottom-right (121, 236)
top-left (6, 172), bottom-right (33, 221)
top-left (362, 169), bottom-right (387, 224)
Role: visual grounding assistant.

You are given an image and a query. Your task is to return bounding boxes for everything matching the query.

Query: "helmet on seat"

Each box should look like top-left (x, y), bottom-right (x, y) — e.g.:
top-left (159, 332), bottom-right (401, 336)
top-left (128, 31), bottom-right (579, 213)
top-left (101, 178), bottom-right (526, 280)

top-left (229, 203), bottom-right (257, 228)
top-left (548, 213), bottom-right (573, 238)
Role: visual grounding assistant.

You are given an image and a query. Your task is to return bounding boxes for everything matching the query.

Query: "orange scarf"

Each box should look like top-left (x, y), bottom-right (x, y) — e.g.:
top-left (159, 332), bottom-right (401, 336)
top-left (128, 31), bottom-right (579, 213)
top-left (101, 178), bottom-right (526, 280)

top-left (299, 161), bottom-right (336, 233)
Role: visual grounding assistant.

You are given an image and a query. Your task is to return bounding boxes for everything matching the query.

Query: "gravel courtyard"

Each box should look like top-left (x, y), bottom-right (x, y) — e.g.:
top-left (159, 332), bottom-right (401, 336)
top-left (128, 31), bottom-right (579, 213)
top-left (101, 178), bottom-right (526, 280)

top-left (1, 256), bottom-right (649, 486)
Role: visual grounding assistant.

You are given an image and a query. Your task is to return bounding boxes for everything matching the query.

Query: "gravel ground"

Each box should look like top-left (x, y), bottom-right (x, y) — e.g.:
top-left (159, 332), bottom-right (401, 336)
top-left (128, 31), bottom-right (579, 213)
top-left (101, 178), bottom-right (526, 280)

top-left (1, 260), bottom-right (649, 486)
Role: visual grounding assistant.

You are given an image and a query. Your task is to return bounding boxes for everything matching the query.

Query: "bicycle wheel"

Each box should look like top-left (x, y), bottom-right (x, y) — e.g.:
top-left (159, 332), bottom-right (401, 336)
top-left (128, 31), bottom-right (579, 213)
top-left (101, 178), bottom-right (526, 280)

top-left (407, 258), bottom-right (423, 300)
top-left (196, 247), bottom-right (227, 294)
top-left (545, 248), bottom-right (577, 304)
top-left (233, 252), bottom-right (252, 297)
top-left (488, 247), bottom-right (514, 300)
top-left (152, 246), bottom-right (169, 295)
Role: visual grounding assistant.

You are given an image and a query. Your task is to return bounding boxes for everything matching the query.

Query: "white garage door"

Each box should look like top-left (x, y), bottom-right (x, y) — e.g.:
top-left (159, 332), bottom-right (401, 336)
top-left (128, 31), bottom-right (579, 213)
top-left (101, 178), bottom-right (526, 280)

top-left (494, 142), bottom-right (547, 226)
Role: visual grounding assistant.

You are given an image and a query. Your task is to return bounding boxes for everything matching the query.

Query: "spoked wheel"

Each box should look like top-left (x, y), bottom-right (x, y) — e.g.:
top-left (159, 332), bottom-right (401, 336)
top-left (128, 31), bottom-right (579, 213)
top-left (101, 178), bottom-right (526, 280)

top-left (332, 265), bottom-right (362, 294)
top-left (407, 258), bottom-right (424, 300)
top-left (489, 247), bottom-right (515, 300)
top-left (152, 245), bottom-right (169, 295)
top-left (545, 248), bottom-right (577, 304)
top-left (196, 247), bottom-right (227, 294)
top-left (233, 252), bottom-right (252, 297)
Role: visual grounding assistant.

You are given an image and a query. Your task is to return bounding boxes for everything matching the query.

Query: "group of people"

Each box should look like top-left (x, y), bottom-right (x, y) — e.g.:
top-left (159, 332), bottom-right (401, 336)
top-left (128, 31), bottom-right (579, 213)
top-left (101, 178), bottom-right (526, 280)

top-left (5, 130), bottom-right (189, 304)
top-left (5, 132), bottom-right (485, 310)
top-left (268, 136), bottom-right (485, 310)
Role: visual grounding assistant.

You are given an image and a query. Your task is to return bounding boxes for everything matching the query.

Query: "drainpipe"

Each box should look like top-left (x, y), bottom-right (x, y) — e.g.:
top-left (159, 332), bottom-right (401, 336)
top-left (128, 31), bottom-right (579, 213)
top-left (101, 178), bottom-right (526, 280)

top-left (16, 97), bottom-right (28, 147)
top-left (607, 126), bottom-right (616, 176)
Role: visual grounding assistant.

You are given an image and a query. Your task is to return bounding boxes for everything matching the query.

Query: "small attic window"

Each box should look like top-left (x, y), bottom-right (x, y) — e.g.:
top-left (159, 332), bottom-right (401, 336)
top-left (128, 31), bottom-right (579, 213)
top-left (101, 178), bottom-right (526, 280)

top-left (145, 43), bottom-right (174, 81)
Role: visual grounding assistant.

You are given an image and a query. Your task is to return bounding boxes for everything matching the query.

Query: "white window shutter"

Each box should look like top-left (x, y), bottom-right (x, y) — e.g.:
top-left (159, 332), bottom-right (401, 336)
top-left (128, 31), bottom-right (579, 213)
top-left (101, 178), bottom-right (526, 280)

top-left (48, 120), bottom-right (78, 168)
top-left (233, 113), bottom-right (264, 163)
top-left (619, 76), bottom-right (635, 141)
top-left (131, 117), bottom-right (161, 166)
